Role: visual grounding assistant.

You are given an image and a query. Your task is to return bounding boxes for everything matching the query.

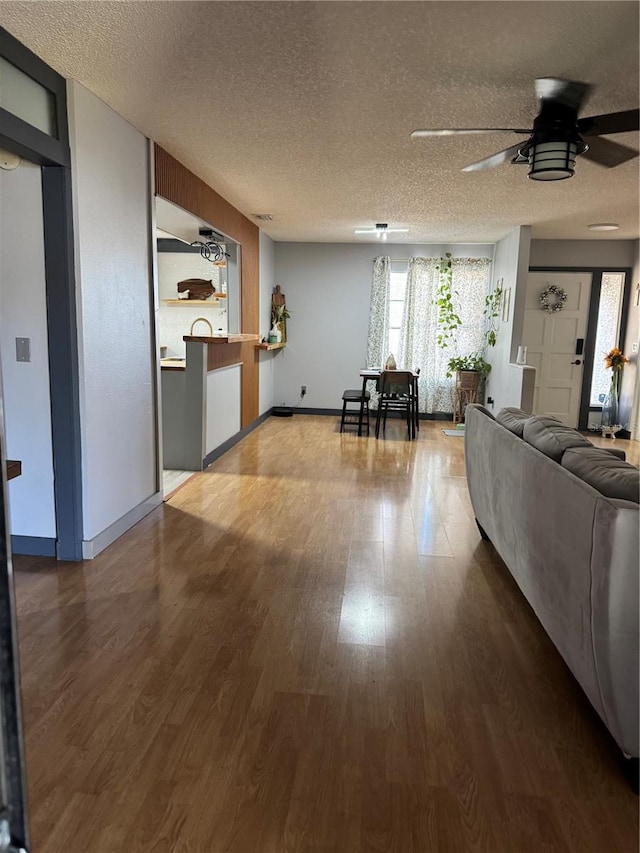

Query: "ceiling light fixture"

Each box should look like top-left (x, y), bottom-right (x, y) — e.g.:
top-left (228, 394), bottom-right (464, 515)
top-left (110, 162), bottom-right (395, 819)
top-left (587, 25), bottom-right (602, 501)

top-left (588, 223), bottom-right (620, 231)
top-left (522, 138), bottom-right (585, 181)
top-left (354, 223), bottom-right (409, 240)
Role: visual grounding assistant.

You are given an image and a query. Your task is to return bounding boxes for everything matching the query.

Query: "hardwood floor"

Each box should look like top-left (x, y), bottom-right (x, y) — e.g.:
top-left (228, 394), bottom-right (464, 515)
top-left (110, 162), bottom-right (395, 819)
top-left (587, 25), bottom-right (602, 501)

top-left (13, 418), bottom-right (639, 852)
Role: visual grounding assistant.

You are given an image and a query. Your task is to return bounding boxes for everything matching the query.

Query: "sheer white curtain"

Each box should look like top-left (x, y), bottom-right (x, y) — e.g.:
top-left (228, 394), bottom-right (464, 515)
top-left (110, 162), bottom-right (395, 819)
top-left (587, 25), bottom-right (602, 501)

top-left (397, 258), bottom-right (450, 412)
top-left (366, 256), bottom-right (391, 368)
top-left (368, 255), bottom-right (492, 414)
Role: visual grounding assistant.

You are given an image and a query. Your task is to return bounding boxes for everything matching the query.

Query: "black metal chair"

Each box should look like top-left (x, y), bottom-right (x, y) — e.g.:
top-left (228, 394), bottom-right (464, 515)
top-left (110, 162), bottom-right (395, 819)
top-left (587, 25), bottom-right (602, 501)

top-left (413, 367), bottom-right (421, 432)
top-left (340, 389), bottom-right (370, 436)
top-left (375, 370), bottom-right (416, 440)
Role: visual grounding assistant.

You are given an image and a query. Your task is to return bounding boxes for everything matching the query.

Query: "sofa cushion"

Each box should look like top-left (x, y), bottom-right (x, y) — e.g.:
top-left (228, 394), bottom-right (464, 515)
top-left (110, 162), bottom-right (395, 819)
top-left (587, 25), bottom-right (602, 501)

top-left (562, 447), bottom-right (640, 504)
top-left (466, 403), bottom-right (495, 421)
top-left (496, 407), bottom-right (531, 437)
top-left (522, 416), bottom-right (593, 462)
top-left (603, 446), bottom-right (626, 461)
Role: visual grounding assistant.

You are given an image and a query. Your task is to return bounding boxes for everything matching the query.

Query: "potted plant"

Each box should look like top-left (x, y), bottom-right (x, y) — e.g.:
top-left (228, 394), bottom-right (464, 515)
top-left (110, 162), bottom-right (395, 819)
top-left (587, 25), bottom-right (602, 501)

top-left (445, 353), bottom-right (492, 381)
top-left (435, 256), bottom-right (502, 401)
top-left (269, 303), bottom-right (291, 343)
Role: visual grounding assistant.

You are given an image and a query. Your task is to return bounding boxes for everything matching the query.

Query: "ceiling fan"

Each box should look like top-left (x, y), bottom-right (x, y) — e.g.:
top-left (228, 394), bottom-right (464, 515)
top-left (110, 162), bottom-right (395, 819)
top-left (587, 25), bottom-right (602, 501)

top-left (354, 223), bottom-right (409, 240)
top-left (411, 78), bottom-right (640, 181)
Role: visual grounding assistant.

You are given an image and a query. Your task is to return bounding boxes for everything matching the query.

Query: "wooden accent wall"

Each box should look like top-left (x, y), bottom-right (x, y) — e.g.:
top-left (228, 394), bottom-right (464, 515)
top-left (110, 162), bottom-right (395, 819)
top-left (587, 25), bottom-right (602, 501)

top-left (154, 146), bottom-right (260, 426)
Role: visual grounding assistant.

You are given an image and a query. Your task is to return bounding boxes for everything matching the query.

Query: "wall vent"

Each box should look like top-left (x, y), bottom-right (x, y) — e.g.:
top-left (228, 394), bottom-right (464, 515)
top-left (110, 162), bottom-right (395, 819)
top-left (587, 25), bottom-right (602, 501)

top-left (253, 213), bottom-right (273, 221)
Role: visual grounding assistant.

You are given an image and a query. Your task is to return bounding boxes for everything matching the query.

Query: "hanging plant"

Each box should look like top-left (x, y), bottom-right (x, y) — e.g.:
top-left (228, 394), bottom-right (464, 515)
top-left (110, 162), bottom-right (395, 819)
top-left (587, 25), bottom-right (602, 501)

top-left (539, 284), bottom-right (567, 313)
top-left (483, 284), bottom-right (503, 348)
top-left (435, 253), bottom-right (461, 348)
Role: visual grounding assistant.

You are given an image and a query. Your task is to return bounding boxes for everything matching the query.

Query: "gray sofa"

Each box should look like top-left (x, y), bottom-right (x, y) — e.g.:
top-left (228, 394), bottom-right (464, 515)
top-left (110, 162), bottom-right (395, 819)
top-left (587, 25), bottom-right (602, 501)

top-left (464, 403), bottom-right (639, 761)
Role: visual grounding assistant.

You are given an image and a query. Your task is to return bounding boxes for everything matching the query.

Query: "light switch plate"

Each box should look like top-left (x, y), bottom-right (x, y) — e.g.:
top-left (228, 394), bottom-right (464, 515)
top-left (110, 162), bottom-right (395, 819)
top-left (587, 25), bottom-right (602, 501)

top-left (16, 337), bottom-right (30, 362)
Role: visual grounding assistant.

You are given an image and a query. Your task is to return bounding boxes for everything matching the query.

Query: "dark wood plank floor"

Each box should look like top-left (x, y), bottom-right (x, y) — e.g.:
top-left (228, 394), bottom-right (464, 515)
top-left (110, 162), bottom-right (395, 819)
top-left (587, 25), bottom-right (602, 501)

top-left (13, 418), bottom-right (639, 852)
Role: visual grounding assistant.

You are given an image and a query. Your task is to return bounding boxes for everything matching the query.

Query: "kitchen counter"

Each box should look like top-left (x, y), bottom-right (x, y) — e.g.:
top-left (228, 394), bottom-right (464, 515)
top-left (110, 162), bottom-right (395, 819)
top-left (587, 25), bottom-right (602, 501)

top-left (183, 334), bottom-right (261, 344)
top-left (160, 358), bottom-right (187, 370)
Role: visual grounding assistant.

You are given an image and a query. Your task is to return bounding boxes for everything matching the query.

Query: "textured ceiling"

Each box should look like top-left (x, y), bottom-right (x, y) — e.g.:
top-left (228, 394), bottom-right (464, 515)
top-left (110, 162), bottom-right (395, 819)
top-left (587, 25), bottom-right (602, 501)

top-left (1, 1), bottom-right (638, 243)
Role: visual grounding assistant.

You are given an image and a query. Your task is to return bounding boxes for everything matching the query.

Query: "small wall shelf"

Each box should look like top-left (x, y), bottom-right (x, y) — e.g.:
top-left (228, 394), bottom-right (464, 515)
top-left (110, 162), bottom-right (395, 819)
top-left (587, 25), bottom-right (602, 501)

top-left (255, 342), bottom-right (286, 351)
top-left (6, 459), bottom-right (22, 480)
top-left (162, 296), bottom-right (227, 304)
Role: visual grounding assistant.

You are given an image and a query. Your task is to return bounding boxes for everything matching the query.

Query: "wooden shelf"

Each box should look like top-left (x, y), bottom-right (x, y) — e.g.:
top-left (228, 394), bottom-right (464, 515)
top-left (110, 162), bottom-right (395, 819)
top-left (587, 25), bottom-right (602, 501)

top-left (6, 459), bottom-right (22, 480)
top-left (162, 296), bottom-right (226, 304)
top-left (255, 342), bottom-right (286, 351)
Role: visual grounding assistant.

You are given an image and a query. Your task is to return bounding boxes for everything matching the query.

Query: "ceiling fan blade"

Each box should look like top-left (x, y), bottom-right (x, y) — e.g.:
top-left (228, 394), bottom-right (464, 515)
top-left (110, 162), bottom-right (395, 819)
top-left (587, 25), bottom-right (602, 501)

top-left (411, 128), bottom-right (530, 138)
top-left (535, 77), bottom-right (591, 112)
top-left (581, 135), bottom-right (639, 167)
top-left (578, 108), bottom-right (640, 136)
top-left (462, 143), bottom-right (526, 172)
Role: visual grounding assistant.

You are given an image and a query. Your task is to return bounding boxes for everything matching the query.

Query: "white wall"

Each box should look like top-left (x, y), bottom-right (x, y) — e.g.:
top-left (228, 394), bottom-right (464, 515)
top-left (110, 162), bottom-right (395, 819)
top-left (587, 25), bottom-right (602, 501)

top-left (485, 226), bottom-right (533, 412)
top-left (68, 81), bottom-right (157, 547)
top-left (273, 242), bottom-right (493, 410)
top-left (157, 251), bottom-right (227, 358)
top-left (0, 163), bottom-right (56, 538)
top-left (206, 364), bottom-right (241, 453)
top-left (258, 230), bottom-right (276, 414)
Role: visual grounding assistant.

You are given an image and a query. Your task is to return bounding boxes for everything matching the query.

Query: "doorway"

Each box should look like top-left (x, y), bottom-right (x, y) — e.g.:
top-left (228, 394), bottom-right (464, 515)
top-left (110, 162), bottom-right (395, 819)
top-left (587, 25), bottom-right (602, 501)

top-left (525, 267), bottom-right (631, 429)
top-left (154, 196), bottom-right (242, 495)
top-left (523, 271), bottom-right (592, 426)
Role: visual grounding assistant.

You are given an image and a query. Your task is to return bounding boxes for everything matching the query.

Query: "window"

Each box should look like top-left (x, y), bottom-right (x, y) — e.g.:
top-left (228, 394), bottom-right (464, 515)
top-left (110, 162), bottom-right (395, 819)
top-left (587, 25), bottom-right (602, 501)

top-left (388, 263), bottom-right (407, 357)
top-left (0, 55), bottom-right (57, 136)
top-left (589, 272), bottom-right (625, 406)
top-left (368, 256), bottom-right (492, 414)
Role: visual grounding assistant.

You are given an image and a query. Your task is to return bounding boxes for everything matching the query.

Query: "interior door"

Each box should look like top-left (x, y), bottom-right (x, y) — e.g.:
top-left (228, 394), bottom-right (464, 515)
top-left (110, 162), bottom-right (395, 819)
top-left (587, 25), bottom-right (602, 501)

top-left (523, 272), bottom-right (592, 427)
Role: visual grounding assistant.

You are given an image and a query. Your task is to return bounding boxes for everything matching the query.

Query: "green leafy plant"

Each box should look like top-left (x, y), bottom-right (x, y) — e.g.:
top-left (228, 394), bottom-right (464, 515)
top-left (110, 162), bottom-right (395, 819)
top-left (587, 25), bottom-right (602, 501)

top-left (439, 276), bottom-right (503, 379)
top-left (272, 303), bottom-right (291, 325)
top-left (446, 354), bottom-right (492, 378)
top-left (435, 253), bottom-right (461, 348)
top-left (483, 286), bottom-right (502, 348)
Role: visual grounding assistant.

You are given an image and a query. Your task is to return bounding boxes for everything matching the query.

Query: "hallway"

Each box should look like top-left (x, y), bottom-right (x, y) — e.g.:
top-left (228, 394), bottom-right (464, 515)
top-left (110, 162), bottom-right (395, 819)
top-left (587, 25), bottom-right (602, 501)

top-left (13, 417), bottom-right (638, 852)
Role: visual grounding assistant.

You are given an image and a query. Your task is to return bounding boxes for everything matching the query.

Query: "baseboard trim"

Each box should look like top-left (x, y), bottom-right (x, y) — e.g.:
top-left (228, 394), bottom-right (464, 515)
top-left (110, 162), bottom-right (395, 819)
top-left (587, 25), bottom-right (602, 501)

top-left (11, 535), bottom-right (57, 557)
top-left (285, 407), bottom-right (454, 420)
top-left (203, 409), bottom-right (273, 468)
top-left (82, 491), bottom-right (163, 560)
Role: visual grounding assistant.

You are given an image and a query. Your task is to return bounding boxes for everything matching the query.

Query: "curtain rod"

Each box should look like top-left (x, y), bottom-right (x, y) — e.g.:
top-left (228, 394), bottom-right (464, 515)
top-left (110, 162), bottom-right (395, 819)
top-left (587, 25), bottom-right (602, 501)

top-left (382, 256), bottom-right (493, 263)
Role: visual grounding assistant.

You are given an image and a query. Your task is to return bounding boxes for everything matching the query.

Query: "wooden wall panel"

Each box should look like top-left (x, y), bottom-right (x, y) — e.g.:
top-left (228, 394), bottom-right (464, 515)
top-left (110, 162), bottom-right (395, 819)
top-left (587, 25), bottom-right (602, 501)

top-left (155, 146), bottom-right (260, 427)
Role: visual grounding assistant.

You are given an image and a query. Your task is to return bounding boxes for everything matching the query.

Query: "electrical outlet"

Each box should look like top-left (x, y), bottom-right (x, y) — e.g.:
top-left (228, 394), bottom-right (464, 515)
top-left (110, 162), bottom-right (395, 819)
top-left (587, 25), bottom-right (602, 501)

top-left (632, 341), bottom-right (638, 353)
top-left (301, 385), bottom-right (307, 397)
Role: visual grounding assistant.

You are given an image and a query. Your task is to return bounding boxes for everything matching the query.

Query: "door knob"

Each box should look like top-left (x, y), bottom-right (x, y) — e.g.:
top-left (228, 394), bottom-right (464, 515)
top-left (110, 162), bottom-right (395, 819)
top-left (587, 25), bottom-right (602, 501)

top-left (571, 359), bottom-right (582, 365)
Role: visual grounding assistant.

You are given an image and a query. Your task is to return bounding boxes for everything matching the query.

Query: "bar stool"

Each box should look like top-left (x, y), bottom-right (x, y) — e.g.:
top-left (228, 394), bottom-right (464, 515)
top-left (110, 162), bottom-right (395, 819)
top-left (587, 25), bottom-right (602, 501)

top-left (340, 389), bottom-right (370, 436)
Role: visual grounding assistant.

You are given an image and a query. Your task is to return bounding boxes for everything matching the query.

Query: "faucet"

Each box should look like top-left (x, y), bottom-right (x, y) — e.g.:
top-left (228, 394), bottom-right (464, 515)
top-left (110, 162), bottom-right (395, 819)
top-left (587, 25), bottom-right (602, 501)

top-left (190, 317), bottom-right (213, 337)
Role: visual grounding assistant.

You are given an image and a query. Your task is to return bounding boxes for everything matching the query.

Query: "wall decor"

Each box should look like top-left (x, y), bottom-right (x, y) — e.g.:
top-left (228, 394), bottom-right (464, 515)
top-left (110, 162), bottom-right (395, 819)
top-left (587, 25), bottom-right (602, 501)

top-left (501, 287), bottom-right (511, 322)
top-left (539, 284), bottom-right (567, 313)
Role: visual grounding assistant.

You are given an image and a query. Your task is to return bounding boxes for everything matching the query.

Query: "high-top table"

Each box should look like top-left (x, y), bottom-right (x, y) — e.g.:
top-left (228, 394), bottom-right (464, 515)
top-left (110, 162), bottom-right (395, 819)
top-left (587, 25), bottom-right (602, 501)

top-left (359, 369), bottom-right (420, 437)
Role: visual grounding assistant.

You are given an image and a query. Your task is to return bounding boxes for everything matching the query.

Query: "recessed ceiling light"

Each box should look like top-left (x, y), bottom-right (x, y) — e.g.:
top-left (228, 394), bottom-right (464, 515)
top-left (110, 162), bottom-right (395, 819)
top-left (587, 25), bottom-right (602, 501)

top-left (588, 223), bottom-right (620, 231)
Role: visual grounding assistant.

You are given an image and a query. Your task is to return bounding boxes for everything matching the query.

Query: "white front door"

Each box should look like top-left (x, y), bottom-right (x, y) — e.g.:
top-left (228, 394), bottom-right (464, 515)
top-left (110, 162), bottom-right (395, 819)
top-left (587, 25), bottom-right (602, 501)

top-left (523, 272), bottom-right (592, 427)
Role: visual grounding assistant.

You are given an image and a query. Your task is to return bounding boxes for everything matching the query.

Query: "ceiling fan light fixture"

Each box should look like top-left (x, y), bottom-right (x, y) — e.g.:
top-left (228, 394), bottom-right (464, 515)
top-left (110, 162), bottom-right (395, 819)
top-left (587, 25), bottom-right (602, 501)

top-left (526, 140), bottom-right (579, 181)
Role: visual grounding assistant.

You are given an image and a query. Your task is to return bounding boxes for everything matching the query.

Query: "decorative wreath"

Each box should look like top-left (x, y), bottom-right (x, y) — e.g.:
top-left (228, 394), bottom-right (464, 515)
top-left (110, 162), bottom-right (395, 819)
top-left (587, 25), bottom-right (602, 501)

top-left (539, 284), bottom-right (567, 313)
